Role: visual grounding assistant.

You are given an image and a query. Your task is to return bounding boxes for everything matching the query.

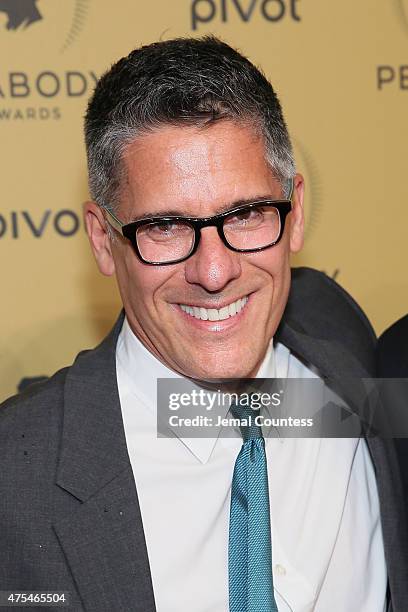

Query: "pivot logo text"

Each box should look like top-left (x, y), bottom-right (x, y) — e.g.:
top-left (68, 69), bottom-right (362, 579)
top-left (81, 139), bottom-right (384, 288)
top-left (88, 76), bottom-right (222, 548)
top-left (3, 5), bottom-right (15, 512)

top-left (0, 210), bottom-right (81, 239)
top-left (0, 0), bottom-right (41, 30)
top-left (191, 0), bottom-right (301, 30)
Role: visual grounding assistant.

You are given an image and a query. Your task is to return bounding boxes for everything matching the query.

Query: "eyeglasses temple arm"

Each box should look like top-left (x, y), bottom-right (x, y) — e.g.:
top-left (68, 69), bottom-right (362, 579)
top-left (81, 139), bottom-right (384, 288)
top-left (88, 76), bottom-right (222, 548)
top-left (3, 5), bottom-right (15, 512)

top-left (287, 177), bottom-right (294, 202)
top-left (102, 207), bottom-right (124, 235)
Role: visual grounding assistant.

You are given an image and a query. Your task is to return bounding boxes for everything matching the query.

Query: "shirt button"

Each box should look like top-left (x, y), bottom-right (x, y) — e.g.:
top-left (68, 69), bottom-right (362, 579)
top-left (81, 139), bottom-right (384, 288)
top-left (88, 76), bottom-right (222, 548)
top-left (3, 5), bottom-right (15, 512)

top-left (274, 564), bottom-right (287, 576)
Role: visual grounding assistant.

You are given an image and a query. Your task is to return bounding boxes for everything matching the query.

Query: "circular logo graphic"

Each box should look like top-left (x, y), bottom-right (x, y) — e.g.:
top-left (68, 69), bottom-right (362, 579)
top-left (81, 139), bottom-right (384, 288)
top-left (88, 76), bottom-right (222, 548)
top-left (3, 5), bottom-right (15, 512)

top-left (0, 0), bottom-right (89, 53)
top-left (394, 0), bottom-right (408, 34)
top-left (292, 138), bottom-right (322, 240)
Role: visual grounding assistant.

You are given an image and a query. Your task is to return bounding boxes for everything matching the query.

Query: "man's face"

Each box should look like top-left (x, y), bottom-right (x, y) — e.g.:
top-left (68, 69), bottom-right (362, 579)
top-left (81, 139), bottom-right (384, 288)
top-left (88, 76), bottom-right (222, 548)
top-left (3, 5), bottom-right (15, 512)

top-left (86, 122), bottom-right (304, 379)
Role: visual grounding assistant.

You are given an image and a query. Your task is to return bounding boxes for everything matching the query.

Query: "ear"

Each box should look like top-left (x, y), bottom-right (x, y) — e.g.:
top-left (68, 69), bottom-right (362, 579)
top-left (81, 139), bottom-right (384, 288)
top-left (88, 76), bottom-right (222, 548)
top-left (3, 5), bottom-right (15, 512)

top-left (83, 201), bottom-right (116, 276)
top-left (289, 173), bottom-right (305, 253)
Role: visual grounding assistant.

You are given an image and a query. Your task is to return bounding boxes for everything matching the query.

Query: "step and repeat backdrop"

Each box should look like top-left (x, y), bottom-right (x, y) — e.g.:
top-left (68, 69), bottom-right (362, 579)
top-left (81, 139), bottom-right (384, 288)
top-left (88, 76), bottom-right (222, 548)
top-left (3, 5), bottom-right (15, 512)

top-left (1, 1), bottom-right (407, 400)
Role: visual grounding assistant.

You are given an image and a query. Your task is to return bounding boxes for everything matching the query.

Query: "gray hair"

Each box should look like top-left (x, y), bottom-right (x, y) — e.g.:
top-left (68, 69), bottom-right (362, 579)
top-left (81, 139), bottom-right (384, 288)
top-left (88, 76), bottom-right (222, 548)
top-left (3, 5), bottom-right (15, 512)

top-left (84, 36), bottom-right (296, 214)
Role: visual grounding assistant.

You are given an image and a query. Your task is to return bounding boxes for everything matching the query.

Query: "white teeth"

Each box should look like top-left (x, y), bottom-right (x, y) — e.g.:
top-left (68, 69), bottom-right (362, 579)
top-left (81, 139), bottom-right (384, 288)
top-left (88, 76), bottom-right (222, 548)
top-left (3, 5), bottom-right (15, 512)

top-left (228, 302), bottom-right (237, 317)
top-left (179, 296), bottom-right (248, 321)
top-left (219, 306), bottom-right (230, 320)
top-left (208, 309), bottom-right (219, 321)
top-left (199, 307), bottom-right (208, 321)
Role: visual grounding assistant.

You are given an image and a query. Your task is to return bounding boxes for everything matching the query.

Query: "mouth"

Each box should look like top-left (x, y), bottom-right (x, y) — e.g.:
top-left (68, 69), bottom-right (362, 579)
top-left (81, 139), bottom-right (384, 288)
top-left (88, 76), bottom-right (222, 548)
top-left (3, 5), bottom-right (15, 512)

top-left (177, 295), bottom-right (249, 322)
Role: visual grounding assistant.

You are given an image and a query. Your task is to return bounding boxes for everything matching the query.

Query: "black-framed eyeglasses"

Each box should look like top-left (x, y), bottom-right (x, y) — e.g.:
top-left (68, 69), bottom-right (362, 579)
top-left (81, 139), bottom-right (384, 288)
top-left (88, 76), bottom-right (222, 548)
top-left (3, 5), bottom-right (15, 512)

top-left (102, 179), bottom-right (294, 265)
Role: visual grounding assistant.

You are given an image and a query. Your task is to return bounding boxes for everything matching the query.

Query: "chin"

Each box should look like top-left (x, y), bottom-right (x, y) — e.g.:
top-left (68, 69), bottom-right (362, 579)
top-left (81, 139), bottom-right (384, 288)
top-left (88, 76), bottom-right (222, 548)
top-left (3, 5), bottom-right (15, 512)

top-left (180, 343), bottom-right (263, 380)
top-left (186, 360), bottom-right (254, 382)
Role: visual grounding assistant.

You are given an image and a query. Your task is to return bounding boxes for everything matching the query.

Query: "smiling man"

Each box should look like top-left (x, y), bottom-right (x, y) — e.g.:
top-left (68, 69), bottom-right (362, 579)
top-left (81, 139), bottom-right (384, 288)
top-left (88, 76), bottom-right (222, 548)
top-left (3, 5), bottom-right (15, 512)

top-left (1, 37), bottom-right (408, 612)
top-left (85, 120), bottom-right (303, 381)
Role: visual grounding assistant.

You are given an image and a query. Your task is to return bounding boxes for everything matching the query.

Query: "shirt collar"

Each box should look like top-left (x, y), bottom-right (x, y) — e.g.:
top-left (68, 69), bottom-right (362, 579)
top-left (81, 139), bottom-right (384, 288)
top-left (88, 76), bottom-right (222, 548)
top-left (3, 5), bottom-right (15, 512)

top-left (116, 316), bottom-right (277, 464)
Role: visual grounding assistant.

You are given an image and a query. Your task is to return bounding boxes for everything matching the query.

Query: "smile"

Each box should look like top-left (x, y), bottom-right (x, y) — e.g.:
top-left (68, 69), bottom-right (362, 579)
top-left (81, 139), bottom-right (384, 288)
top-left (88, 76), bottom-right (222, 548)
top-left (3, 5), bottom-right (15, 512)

top-left (178, 296), bottom-right (249, 321)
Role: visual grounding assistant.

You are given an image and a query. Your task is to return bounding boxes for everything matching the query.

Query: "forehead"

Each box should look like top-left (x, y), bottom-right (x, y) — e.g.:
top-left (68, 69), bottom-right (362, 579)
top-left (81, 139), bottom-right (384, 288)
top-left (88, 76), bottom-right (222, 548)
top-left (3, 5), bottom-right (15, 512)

top-left (120, 122), bottom-right (280, 219)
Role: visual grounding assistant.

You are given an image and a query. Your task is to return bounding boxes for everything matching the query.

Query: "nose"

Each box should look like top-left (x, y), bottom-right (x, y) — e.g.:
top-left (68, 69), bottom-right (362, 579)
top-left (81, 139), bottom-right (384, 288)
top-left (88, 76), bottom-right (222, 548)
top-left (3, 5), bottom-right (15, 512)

top-left (184, 226), bottom-right (241, 292)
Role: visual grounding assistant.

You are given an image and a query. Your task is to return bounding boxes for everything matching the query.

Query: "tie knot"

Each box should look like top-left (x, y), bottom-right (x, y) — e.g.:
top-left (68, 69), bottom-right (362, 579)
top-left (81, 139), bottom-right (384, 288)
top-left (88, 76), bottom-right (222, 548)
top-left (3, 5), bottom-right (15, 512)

top-left (230, 400), bottom-right (263, 442)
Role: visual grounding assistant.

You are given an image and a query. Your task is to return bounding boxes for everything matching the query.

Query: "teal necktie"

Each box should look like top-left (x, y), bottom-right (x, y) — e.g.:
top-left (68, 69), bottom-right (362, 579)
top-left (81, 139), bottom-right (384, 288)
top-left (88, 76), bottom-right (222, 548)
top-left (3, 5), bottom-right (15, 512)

top-left (228, 401), bottom-right (278, 612)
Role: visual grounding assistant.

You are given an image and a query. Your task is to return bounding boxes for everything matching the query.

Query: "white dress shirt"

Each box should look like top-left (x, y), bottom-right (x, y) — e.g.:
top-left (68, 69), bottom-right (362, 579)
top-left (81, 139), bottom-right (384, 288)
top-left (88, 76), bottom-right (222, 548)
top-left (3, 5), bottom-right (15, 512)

top-left (116, 317), bottom-right (387, 612)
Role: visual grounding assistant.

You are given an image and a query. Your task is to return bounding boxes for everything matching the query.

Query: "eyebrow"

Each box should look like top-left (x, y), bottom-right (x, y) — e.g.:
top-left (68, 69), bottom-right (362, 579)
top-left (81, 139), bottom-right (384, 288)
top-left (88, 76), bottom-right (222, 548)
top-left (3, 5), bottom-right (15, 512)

top-left (125, 194), bottom-right (278, 223)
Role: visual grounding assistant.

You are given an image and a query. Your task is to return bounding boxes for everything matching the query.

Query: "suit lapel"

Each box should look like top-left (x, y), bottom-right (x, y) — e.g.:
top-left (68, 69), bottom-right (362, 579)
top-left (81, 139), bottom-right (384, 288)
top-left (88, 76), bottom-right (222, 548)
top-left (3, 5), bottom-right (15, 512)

top-left (53, 311), bottom-right (156, 612)
top-left (276, 317), bottom-right (372, 408)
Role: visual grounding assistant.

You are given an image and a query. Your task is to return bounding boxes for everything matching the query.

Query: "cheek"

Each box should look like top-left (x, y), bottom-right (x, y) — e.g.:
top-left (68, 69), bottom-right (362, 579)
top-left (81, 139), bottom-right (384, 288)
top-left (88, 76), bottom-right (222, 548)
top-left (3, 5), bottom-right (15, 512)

top-left (111, 246), bottom-right (149, 308)
top-left (116, 247), bottom-right (175, 312)
top-left (247, 243), bottom-right (289, 282)
top-left (246, 248), bottom-right (291, 317)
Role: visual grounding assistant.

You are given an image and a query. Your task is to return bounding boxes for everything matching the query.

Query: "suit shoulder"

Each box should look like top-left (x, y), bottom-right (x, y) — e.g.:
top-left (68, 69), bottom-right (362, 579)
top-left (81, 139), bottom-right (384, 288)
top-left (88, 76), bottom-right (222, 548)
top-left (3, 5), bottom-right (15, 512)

top-left (288, 267), bottom-right (376, 353)
top-left (378, 314), bottom-right (408, 350)
top-left (0, 366), bottom-right (69, 434)
top-left (377, 314), bottom-right (408, 376)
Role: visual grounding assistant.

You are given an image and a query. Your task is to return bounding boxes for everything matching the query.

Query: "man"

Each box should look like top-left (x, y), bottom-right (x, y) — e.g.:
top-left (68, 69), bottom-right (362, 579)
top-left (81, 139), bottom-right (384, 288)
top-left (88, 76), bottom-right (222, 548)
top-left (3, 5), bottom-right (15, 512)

top-left (377, 315), bottom-right (408, 517)
top-left (1, 36), bottom-right (407, 612)
top-left (378, 315), bottom-right (408, 378)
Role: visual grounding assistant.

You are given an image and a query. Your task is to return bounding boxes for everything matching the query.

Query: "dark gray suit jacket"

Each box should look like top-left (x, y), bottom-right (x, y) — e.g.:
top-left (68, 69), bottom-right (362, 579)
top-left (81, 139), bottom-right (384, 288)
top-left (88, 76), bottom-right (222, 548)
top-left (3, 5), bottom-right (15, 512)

top-left (1, 268), bottom-right (407, 612)
top-left (377, 315), bottom-right (408, 555)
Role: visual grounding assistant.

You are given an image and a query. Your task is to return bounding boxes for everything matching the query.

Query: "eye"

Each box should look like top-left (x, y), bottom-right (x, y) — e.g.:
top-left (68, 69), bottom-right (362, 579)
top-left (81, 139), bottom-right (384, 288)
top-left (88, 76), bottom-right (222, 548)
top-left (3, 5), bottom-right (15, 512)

top-left (140, 221), bottom-right (192, 242)
top-left (224, 207), bottom-right (264, 229)
top-left (150, 222), bottom-right (175, 235)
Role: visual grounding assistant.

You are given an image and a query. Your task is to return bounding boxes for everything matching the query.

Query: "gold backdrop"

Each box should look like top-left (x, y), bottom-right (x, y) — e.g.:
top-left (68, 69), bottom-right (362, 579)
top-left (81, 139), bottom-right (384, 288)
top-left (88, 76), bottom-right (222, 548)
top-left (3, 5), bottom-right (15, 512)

top-left (1, 0), bottom-right (407, 400)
